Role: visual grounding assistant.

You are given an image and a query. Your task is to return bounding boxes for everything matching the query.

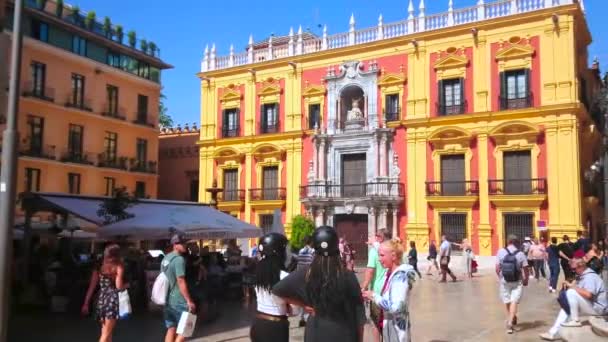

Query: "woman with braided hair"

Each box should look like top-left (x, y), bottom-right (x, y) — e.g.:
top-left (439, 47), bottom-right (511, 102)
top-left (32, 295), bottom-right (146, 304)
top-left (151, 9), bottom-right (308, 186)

top-left (273, 226), bottom-right (366, 342)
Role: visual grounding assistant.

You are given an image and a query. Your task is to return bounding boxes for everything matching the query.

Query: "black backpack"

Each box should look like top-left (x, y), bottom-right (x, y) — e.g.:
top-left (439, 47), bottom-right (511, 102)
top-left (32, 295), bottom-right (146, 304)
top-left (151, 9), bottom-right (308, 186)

top-left (501, 248), bottom-right (521, 282)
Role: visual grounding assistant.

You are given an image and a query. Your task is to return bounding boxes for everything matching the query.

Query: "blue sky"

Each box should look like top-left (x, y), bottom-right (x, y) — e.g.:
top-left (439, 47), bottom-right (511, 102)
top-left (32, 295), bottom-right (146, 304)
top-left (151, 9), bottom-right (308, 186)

top-left (74, 0), bottom-right (607, 125)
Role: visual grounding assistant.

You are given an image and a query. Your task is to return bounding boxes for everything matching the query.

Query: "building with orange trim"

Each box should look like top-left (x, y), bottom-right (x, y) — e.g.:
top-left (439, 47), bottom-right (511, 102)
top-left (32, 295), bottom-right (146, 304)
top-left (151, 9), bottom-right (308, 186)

top-left (1, 0), bottom-right (172, 222)
top-left (198, 0), bottom-right (602, 256)
top-left (158, 123), bottom-right (200, 201)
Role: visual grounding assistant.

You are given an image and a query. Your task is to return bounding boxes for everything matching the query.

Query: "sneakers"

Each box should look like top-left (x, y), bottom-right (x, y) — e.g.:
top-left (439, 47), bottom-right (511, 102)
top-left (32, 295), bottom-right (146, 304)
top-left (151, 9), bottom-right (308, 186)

top-left (539, 332), bottom-right (561, 341)
top-left (506, 325), bottom-right (514, 334)
top-left (561, 320), bottom-right (582, 327)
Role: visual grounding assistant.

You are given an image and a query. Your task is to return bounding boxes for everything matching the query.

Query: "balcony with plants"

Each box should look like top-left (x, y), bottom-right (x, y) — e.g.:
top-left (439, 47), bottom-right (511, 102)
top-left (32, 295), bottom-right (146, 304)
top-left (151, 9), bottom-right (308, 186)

top-left (129, 159), bottom-right (157, 174)
top-left (60, 149), bottom-right (94, 165)
top-left (97, 153), bottom-right (128, 171)
top-left (19, 140), bottom-right (57, 160)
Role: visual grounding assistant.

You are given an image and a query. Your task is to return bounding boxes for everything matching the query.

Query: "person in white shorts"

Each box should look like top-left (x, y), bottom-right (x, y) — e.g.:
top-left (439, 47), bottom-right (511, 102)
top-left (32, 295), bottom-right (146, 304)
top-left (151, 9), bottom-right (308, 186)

top-left (495, 235), bottom-right (529, 334)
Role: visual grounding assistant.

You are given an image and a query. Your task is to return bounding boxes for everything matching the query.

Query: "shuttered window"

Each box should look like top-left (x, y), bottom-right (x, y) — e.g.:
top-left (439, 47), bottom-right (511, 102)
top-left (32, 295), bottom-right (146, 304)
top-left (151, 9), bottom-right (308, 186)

top-left (223, 169), bottom-right (238, 201)
top-left (503, 151), bottom-right (532, 194)
top-left (438, 78), bottom-right (464, 115)
top-left (440, 154), bottom-right (465, 195)
top-left (261, 103), bottom-right (279, 133)
top-left (500, 69), bottom-right (531, 109)
top-left (262, 166), bottom-right (278, 200)
top-left (222, 109), bottom-right (240, 137)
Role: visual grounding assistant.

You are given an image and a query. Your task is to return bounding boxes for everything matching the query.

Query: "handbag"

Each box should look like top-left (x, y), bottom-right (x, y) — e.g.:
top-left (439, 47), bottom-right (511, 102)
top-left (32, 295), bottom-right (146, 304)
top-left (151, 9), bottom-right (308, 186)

top-left (118, 290), bottom-right (132, 319)
top-left (471, 259), bottom-right (478, 273)
top-left (176, 311), bottom-right (197, 337)
top-left (557, 289), bottom-right (571, 315)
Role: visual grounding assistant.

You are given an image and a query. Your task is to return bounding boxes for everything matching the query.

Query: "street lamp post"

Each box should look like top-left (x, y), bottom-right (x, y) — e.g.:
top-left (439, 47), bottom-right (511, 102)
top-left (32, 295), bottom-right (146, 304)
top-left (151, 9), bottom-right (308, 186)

top-left (0, 0), bottom-right (24, 340)
top-left (603, 111), bottom-right (608, 239)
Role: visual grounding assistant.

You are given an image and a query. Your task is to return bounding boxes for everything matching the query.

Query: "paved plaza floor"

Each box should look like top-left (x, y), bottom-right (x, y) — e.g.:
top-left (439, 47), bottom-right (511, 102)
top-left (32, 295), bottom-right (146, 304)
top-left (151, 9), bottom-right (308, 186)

top-left (9, 258), bottom-right (569, 341)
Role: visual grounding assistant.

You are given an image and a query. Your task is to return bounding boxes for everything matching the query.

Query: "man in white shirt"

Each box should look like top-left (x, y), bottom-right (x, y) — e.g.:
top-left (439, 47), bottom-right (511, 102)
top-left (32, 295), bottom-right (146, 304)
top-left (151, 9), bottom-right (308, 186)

top-left (439, 235), bottom-right (457, 282)
top-left (540, 258), bottom-right (608, 340)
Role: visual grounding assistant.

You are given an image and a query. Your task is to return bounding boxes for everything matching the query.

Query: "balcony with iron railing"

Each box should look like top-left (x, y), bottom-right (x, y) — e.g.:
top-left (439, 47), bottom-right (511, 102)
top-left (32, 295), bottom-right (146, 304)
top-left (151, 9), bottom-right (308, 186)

top-left (19, 143), bottom-right (57, 160)
top-left (133, 114), bottom-right (156, 128)
top-left (425, 180), bottom-right (479, 196)
top-left (60, 150), bottom-right (94, 165)
top-left (65, 97), bottom-right (93, 112)
top-left (22, 82), bottom-right (55, 102)
top-left (437, 101), bottom-right (467, 116)
top-left (222, 125), bottom-right (240, 138)
top-left (97, 153), bottom-right (128, 170)
top-left (101, 106), bottom-right (127, 121)
top-left (249, 188), bottom-right (287, 201)
top-left (384, 107), bottom-right (401, 122)
top-left (129, 160), bottom-right (157, 174)
top-left (300, 182), bottom-right (405, 200)
top-left (218, 189), bottom-right (246, 202)
top-left (260, 122), bottom-right (280, 134)
top-left (499, 93), bottom-right (533, 110)
top-left (488, 178), bottom-right (547, 195)
top-left (204, 0), bottom-right (576, 72)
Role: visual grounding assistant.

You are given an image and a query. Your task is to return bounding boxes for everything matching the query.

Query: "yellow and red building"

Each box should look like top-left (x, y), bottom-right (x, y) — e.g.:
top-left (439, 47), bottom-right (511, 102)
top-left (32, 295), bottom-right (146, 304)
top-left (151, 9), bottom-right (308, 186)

top-left (198, 0), bottom-right (602, 256)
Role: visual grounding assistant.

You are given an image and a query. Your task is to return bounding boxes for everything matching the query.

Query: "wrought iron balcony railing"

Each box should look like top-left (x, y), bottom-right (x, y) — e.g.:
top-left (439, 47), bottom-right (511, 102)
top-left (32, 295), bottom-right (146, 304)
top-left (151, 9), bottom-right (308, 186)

top-left (249, 188), bottom-right (287, 201)
top-left (437, 101), bottom-right (467, 116)
top-left (97, 153), bottom-right (128, 170)
top-left (60, 150), bottom-right (94, 165)
top-left (300, 182), bottom-right (405, 199)
top-left (101, 106), bottom-right (127, 121)
top-left (65, 97), bottom-right (93, 112)
top-left (19, 144), bottom-right (57, 160)
top-left (425, 180), bottom-right (479, 196)
top-left (488, 178), bottom-right (547, 195)
top-left (222, 126), bottom-right (240, 138)
top-left (133, 114), bottom-right (156, 128)
top-left (260, 122), bottom-right (280, 134)
top-left (22, 82), bottom-right (55, 102)
top-left (499, 93), bottom-right (533, 110)
top-left (384, 107), bottom-right (401, 122)
top-left (129, 160), bottom-right (157, 174)
top-left (218, 189), bottom-right (246, 202)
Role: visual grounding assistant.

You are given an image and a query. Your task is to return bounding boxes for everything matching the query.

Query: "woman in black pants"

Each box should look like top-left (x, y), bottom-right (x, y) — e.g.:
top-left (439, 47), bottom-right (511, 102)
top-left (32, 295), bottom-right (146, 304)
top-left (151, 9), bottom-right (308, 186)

top-left (408, 241), bottom-right (423, 278)
top-left (250, 233), bottom-right (291, 342)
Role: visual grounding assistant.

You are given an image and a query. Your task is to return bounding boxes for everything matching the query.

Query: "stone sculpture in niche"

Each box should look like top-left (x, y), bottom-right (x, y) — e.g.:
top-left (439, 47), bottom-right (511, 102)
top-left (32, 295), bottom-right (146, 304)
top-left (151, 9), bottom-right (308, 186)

top-left (347, 98), bottom-right (364, 121)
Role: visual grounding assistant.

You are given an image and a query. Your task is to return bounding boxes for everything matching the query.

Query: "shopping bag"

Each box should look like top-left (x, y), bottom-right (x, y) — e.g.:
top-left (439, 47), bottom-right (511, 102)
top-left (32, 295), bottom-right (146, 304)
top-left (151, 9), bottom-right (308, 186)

top-left (471, 259), bottom-right (478, 273)
top-left (176, 311), bottom-right (197, 337)
top-left (118, 290), bottom-right (132, 319)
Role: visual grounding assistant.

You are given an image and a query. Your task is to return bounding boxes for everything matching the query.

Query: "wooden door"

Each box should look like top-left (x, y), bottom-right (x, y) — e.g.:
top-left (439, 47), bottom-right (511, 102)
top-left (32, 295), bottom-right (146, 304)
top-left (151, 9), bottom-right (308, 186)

top-left (504, 151), bottom-right (531, 194)
top-left (262, 166), bottom-right (278, 200)
top-left (341, 154), bottom-right (366, 197)
top-left (335, 214), bottom-right (369, 265)
top-left (223, 169), bottom-right (238, 201)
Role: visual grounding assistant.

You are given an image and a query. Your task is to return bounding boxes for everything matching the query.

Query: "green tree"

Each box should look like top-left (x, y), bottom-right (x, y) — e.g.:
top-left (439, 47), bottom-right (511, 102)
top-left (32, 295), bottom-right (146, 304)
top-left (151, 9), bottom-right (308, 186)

top-left (159, 92), bottom-right (174, 128)
top-left (290, 215), bottom-right (315, 251)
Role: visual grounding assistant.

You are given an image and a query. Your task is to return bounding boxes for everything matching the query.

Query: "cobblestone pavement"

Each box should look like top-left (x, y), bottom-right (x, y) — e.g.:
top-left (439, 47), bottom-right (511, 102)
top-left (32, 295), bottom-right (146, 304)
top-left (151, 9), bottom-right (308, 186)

top-left (10, 258), bottom-right (566, 341)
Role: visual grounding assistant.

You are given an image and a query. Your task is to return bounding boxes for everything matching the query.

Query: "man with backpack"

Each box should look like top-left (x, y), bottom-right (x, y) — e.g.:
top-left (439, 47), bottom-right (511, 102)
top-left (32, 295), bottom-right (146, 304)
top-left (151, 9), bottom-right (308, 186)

top-left (163, 234), bottom-right (196, 342)
top-left (495, 235), bottom-right (529, 334)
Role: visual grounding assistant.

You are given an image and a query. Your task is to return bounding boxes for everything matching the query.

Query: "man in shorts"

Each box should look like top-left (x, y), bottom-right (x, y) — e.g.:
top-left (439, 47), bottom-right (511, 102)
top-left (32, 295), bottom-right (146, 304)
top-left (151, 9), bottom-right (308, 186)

top-left (163, 234), bottom-right (197, 342)
top-left (496, 235), bottom-right (529, 334)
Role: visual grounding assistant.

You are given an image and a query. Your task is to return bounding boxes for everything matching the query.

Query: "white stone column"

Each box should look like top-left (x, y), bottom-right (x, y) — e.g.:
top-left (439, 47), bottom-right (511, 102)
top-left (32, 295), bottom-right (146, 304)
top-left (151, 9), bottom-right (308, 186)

top-left (315, 208), bottom-right (325, 227)
top-left (392, 209), bottom-right (399, 240)
top-left (313, 138), bottom-right (319, 179)
top-left (326, 208), bottom-right (334, 227)
top-left (378, 207), bottom-right (388, 230)
top-left (319, 139), bottom-right (326, 180)
top-left (375, 136), bottom-right (381, 178)
top-left (368, 207), bottom-right (377, 238)
top-left (380, 135), bottom-right (388, 177)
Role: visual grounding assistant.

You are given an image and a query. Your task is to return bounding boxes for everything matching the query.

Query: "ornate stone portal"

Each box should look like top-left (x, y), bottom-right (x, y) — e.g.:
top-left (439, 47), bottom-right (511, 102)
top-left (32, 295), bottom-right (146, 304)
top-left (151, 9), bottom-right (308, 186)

top-left (301, 60), bottom-right (404, 240)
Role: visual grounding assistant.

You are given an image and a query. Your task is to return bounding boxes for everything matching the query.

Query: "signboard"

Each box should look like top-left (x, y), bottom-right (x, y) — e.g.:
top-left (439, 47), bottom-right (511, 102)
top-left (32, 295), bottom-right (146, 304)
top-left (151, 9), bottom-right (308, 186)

top-left (537, 220), bottom-right (547, 231)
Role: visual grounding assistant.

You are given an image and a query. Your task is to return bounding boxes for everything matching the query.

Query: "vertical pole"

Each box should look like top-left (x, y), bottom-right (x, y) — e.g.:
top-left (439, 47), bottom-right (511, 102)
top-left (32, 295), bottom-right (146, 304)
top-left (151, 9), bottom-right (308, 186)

top-left (0, 0), bottom-right (24, 340)
top-left (604, 111), bottom-right (608, 239)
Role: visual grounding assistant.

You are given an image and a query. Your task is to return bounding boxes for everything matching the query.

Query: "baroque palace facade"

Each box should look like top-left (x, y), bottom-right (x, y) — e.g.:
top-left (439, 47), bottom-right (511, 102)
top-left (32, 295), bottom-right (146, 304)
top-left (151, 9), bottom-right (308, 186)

top-left (198, 0), bottom-right (602, 256)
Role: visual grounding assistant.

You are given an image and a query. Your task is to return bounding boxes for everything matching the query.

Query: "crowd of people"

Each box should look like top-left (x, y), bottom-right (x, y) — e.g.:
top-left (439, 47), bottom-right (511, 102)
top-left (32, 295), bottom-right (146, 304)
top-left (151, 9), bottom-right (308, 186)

top-left (30, 226), bottom-right (606, 342)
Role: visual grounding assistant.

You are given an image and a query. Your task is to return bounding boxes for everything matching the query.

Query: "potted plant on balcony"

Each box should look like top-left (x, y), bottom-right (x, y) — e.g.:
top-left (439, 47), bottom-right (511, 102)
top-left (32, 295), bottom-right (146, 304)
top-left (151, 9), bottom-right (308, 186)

top-left (127, 30), bottom-right (136, 48)
top-left (140, 39), bottom-right (148, 54)
top-left (36, 0), bottom-right (47, 10)
top-left (85, 11), bottom-right (96, 30)
top-left (115, 25), bottom-right (124, 44)
top-left (71, 5), bottom-right (80, 24)
top-left (103, 16), bottom-right (112, 38)
top-left (55, 0), bottom-right (63, 17)
top-left (148, 41), bottom-right (157, 57)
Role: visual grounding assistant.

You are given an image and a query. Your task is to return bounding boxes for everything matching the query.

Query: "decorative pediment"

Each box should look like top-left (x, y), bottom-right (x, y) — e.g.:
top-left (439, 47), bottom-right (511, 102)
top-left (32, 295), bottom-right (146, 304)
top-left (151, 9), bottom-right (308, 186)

top-left (220, 89), bottom-right (242, 103)
top-left (302, 85), bottom-right (326, 98)
top-left (378, 73), bottom-right (406, 87)
top-left (490, 121), bottom-right (539, 144)
top-left (252, 144), bottom-right (285, 161)
top-left (434, 54), bottom-right (469, 71)
top-left (428, 126), bottom-right (473, 148)
top-left (495, 44), bottom-right (535, 62)
top-left (258, 84), bottom-right (282, 97)
top-left (213, 147), bottom-right (244, 163)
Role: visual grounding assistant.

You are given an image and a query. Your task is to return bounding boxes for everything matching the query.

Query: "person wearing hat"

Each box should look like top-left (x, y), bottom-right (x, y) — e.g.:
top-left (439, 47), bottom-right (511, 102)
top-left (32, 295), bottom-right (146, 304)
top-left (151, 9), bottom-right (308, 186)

top-left (163, 234), bottom-right (196, 342)
top-left (250, 232), bottom-right (291, 342)
top-left (272, 226), bottom-right (366, 342)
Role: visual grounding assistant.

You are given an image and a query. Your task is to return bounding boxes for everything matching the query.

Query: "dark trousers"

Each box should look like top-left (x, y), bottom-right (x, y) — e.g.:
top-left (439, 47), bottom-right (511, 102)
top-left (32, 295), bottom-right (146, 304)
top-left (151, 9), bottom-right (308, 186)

top-left (532, 259), bottom-right (546, 279)
top-left (250, 316), bottom-right (289, 342)
top-left (440, 256), bottom-right (456, 281)
top-left (560, 259), bottom-right (574, 280)
top-left (549, 263), bottom-right (560, 290)
top-left (409, 260), bottom-right (422, 278)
